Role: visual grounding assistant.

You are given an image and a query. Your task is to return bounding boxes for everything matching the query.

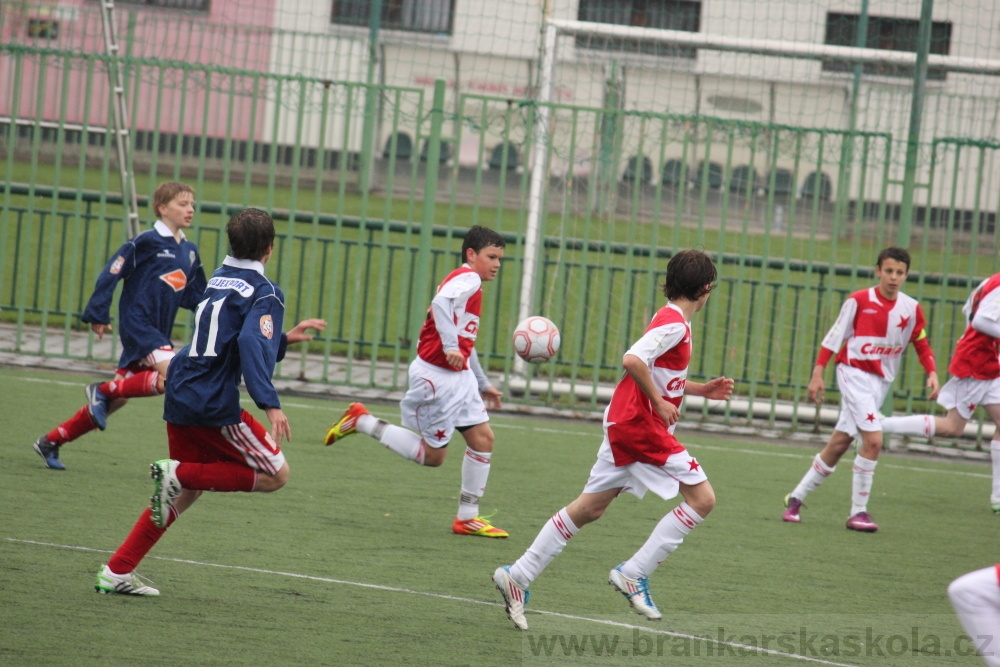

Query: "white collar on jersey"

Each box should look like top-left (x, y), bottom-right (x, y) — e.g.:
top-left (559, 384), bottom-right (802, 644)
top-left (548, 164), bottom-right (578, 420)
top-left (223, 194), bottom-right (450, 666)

top-left (223, 255), bottom-right (265, 275)
top-left (153, 219), bottom-right (187, 240)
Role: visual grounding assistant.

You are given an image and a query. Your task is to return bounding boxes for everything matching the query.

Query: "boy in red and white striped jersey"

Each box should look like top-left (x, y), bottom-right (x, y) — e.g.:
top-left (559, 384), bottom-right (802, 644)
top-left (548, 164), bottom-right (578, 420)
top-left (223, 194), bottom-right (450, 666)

top-left (324, 226), bottom-right (508, 538)
top-left (882, 272), bottom-right (1000, 513)
top-left (783, 247), bottom-right (939, 532)
top-left (492, 249), bottom-right (734, 630)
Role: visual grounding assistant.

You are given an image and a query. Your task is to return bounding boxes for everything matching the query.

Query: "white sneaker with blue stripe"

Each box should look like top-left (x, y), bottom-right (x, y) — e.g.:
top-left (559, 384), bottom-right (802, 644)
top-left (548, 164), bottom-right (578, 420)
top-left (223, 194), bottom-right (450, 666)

top-left (609, 564), bottom-right (662, 620)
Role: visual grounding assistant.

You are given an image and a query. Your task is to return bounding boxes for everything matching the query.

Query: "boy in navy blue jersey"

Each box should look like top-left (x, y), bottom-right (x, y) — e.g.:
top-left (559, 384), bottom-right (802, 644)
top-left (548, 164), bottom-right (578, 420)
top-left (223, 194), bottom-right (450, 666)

top-left (34, 182), bottom-right (208, 470)
top-left (95, 207), bottom-right (325, 596)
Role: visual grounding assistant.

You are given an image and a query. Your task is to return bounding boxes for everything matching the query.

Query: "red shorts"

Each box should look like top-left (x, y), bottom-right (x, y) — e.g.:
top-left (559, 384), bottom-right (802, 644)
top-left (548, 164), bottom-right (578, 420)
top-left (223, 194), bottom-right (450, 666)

top-left (167, 409), bottom-right (285, 475)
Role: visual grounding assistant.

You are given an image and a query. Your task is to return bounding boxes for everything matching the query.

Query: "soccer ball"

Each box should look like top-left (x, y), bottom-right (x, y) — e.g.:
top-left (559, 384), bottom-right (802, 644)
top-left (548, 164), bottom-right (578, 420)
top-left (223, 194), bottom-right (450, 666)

top-left (512, 316), bottom-right (561, 364)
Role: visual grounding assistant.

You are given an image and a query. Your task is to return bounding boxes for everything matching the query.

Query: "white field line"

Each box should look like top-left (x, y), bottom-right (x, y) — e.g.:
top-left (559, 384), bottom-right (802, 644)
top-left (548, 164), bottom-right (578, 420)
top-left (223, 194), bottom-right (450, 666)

top-left (3, 537), bottom-right (859, 667)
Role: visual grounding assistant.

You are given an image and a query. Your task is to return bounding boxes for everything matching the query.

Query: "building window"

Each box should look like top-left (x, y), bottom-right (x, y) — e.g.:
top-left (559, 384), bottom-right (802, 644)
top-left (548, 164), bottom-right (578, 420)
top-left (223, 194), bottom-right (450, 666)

top-left (113, 0), bottom-right (211, 10)
top-left (331, 0), bottom-right (454, 35)
top-left (823, 12), bottom-right (952, 81)
top-left (577, 0), bottom-right (701, 59)
top-left (27, 18), bottom-right (60, 39)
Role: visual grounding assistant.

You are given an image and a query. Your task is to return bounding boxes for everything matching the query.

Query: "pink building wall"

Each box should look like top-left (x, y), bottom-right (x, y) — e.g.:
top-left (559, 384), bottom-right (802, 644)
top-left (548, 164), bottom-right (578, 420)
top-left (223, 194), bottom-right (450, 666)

top-left (1, 0), bottom-right (277, 142)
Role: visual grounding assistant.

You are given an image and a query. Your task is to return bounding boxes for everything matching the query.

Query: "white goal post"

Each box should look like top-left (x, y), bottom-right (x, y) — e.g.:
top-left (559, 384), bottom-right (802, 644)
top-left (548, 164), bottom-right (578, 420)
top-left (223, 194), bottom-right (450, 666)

top-left (515, 18), bottom-right (1000, 358)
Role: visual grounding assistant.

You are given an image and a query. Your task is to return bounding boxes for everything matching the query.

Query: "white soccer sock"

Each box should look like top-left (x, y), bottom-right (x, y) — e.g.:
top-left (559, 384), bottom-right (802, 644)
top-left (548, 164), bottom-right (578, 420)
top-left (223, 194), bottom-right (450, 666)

top-left (791, 454), bottom-right (836, 501)
top-left (356, 414), bottom-right (424, 463)
top-left (850, 454), bottom-right (878, 516)
top-left (457, 448), bottom-right (492, 520)
top-left (948, 567), bottom-right (1000, 667)
top-left (991, 440), bottom-right (1000, 501)
top-left (620, 503), bottom-right (704, 580)
top-left (880, 414), bottom-right (935, 437)
top-left (509, 508), bottom-right (579, 588)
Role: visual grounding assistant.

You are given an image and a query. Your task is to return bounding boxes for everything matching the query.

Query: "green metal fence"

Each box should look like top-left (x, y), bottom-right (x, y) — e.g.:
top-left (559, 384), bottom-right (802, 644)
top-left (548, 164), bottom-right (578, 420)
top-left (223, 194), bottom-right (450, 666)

top-left (2, 44), bottom-right (999, 444)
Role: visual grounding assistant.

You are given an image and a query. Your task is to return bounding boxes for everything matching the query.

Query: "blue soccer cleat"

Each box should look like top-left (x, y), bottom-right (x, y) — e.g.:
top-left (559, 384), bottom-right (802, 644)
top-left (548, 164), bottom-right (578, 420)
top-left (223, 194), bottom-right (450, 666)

top-left (85, 382), bottom-right (110, 431)
top-left (33, 436), bottom-right (65, 470)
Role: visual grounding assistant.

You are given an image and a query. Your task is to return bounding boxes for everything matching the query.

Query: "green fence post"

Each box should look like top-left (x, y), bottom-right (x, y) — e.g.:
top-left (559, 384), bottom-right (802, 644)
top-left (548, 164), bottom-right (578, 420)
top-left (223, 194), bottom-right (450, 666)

top-left (898, 0), bottom-right (935, 246)
top-left (359, 0), bottom-right (383, 195)
top-left (410, 78), bottom-right (447, 345)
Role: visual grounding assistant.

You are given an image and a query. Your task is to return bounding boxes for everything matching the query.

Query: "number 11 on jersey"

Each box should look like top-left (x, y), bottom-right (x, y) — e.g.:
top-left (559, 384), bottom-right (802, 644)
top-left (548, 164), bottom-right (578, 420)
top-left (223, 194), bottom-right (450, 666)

top-left (190, 296), bottom-right (226, 357)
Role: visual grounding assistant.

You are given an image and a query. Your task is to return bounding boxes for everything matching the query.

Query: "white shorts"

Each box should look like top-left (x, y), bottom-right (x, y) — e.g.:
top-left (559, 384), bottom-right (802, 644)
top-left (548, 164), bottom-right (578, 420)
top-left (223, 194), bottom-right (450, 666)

top-left (400, 357), bottom-right (488, 448)
top-left (117, 346), bottom-right (175, 376)
top-left (582, 437), bottom-right (708, 501)
top-left (834, 365), bottom-right (891, 437)
top-left (938, 376), bottom-right (1000, 420)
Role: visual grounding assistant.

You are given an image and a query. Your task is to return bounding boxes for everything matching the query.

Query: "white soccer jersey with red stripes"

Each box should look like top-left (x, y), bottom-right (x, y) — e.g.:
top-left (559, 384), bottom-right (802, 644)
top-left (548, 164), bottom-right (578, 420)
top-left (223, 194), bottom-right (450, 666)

top-left (604, 303), bottom-right (691, 466)
top-left (822, 287), bottom-right (927, 382)
top-left (416, 266), bottom-right (482, 371)
top-left (949, 274), bottom-right (1000, 380)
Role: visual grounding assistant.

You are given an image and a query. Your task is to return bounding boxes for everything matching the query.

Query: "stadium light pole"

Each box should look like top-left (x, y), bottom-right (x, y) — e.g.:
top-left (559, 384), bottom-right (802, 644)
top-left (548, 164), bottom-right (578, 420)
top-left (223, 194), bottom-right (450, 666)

top-left (514, 21), bottom-right (557, 375)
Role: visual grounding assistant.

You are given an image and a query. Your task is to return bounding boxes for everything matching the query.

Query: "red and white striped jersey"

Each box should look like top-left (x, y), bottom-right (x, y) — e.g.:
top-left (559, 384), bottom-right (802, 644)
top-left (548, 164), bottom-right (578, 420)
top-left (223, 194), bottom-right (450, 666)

top-left (416, 265), bottom-right (482, 371)
top-left (948, 274), bottom-right (1000, 380)
top-left (821, 287), bottom-right (929, 382)
top-left (605, 303), bottom-right (691, 467)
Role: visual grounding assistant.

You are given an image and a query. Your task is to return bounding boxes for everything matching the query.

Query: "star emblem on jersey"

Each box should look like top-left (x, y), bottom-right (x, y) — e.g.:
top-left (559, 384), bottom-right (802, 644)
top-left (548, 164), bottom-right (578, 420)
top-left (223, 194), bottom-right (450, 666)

top-left (159, 269), bottom-right (188, 292)
top-left (434, 429), bottom-right (447, 440)
top-left (968, 403), bottom-right (977, 412)
top-left (866, 413), bottom-right (877, 422)
top-left (688, 459), bottom-right (700, 471)
top-left (897, 315), bottom-right (911, 329)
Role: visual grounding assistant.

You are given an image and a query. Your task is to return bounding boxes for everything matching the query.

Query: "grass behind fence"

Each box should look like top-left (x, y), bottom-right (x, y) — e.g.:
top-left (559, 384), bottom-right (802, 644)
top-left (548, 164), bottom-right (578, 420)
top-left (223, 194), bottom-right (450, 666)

top-left (1, 160), bottom-right (993, 412)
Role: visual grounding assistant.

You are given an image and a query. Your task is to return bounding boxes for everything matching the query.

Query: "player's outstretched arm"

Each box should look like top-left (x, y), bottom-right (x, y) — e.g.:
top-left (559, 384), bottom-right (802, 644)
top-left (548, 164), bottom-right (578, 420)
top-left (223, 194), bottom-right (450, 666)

top-left (265, 407), bottom-right (291, 446)
top-left (686, 377), bottom-right (734, 400)
top-left (286, 318), bottom-right (327, 344)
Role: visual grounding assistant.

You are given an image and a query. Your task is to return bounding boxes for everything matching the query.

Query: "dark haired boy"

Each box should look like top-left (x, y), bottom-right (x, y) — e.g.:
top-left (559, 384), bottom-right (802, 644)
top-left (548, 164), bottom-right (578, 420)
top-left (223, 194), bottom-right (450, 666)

top-left (95, 208), bottom-right (325, 595)
top-left (782, 247), bottom-right (939, 532)
top-left (324, 225), bottom-right (509, 537)
top-left (492, 249), bottom-right (734, 630)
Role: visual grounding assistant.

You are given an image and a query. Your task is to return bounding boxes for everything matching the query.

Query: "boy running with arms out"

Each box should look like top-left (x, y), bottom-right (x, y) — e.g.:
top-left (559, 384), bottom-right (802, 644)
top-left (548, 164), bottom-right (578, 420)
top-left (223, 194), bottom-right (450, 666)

top-left (324, 226), bottom-right (508, 537)
top-left (881, 272), bottom-right (1000, 513)
top-left (34, 182), bottom-right (207, 470)
top-left (493, 249), bottom-right (734, 630)
top-left (783, 247), bottom-right (939, 532)
top-left (95, 208), bottom-right (325, 595)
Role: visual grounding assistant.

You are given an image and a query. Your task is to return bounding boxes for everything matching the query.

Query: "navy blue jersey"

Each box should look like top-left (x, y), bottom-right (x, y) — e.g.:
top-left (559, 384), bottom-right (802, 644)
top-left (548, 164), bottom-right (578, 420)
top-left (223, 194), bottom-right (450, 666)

top-left (82, 221), bottom-right (206, 369)
top-left (164, 257), bottom-right (289, 427)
